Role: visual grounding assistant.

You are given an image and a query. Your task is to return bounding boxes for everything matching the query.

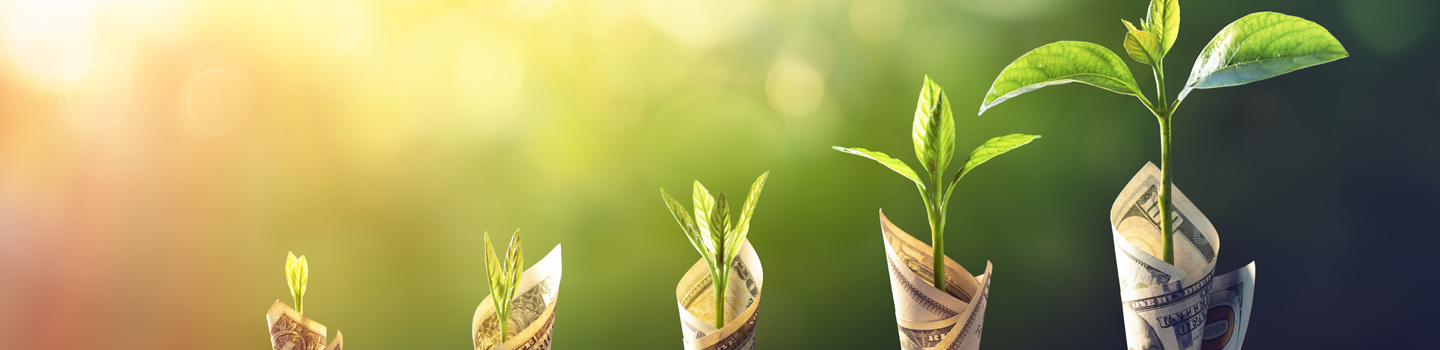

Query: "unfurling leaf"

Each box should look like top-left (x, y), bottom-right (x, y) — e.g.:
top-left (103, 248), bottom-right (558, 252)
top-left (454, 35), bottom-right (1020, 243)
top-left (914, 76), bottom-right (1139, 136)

top-left (483, 230), bottom-right (525, 342)
top-left (711, 192), bottom-right (730, 260)
top-left (979, 41), bottom-right (1143, 115)
top-left (1124, 30), bottom-right (1163, 65)
top-left (911, 76), bottom-right (955, 180)
top-left (944, 134), bottom-right (1042, 205)
top-left (285, 251), bottom-right (308, 314)
top-left (1180, 12), bottom-right (1348, 100)
top-left (832, 146), bottom-right (926, 190)
top-left (1145, 0), bottom-right (1179, 56)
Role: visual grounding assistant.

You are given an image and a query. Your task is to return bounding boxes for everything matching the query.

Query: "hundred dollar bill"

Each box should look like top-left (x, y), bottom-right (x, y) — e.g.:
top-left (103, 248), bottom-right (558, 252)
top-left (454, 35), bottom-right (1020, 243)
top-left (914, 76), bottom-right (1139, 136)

top-left (473, 245), bottom-right (563, 350)
top-left (266, 300), bottom-right (344, 350)
top-left (1111, 162), bottom-right (1257, 350)
top-left (879, 211), bottom-right (991, 350)
top-left (676, 240), bottom-right (764, 350)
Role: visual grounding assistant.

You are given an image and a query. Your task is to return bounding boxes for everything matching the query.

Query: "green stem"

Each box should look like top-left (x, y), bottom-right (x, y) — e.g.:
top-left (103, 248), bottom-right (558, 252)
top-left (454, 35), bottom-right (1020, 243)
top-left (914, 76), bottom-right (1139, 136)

top-left (500, 308), bottom-right (509, 342)
top-left (928, 175), bottom-right (946, 292)
top-left (1151, 61), bottom-right (1176, 266)
top-left (714, 255), bottom-right (726, 328)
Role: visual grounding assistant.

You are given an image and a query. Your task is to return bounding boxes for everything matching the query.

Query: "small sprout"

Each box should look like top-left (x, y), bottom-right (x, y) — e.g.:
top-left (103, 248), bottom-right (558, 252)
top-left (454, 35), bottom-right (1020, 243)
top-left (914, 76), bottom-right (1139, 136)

top-left (484, 229), bottom-right (524, 342)
top-left (285, 251), bottom-right (309, 314)
top-left (836, 76), bottom-right (1039, 291)
top-left (661, 171), bottom-right (769, 328)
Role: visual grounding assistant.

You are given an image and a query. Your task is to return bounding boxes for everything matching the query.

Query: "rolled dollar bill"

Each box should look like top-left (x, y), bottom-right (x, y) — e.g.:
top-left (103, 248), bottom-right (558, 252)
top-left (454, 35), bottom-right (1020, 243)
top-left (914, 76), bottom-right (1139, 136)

top-left (879, 211), bottom-right (991, 350)
top-left (675, 240), bottom-right (764, 350)
top-left (473, 244), bottom-right (563, 350)
top-left (1111, 162), bottom-right (1256, 350)
top-left (266, 300), bottom-right (338, 350)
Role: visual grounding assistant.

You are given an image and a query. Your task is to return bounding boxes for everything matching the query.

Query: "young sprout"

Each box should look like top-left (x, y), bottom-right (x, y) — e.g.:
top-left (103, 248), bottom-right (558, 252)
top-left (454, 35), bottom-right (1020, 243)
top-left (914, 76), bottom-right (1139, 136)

top-left (834, 76), bottom-right (1039, 291)
top-left (285, 252), bottom-right (309, 314)
top-left (661, 172), bottom-right (769, 329)
top-left (979, 0), bottom-right (1346, 264)
top-left (484, 229), bottom-right (524, 342)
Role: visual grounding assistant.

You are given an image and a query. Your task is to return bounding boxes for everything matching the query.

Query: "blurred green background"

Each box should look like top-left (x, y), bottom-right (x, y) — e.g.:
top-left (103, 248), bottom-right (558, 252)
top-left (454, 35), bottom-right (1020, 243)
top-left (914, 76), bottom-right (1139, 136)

top-left (0, 0), bottom-right (1435, 349)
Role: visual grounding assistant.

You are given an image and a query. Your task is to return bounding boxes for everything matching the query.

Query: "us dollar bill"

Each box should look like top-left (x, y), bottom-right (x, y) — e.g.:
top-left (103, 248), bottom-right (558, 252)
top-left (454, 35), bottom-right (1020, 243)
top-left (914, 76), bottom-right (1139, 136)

top-left (879, 211), bottom-right (991, 350)
top-left (266, 300), bottom-right (343, 350)
top-left (676, 240), bottom-right (764, 350)
top-left (1111, 162), bottom-right (1257, 350)
top-left (473, 245), bottom-right (563, 350)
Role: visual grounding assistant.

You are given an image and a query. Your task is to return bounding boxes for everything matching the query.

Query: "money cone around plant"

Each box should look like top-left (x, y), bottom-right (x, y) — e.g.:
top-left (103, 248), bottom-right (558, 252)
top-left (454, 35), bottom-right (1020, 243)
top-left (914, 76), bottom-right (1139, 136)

top-left (661, 172), bottom-right (768, 350)
top-left (978, 0), bottom-right (1346, 348)
top-left (267, 252), bottom-right (345, 350)
top-left (833, 76), bottom-right (1039, 350)
top-left (471, 230), bottom-right (563, 350)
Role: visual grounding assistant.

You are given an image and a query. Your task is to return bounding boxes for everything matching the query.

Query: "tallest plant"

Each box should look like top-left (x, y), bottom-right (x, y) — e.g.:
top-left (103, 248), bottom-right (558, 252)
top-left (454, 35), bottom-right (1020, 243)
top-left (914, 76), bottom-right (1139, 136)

top-left (979, 0), bottom-right (1346, 264)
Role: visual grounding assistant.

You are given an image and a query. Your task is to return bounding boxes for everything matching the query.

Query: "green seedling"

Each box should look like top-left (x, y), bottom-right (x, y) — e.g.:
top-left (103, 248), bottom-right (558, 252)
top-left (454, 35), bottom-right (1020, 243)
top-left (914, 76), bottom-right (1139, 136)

top-left (484, 229), bottom-right (524, 342)
top-left (285, 252), bottom-right (309, 314)
top-left (661, 172), bottom-right (769, 328)
top-left (834, 76), bottom-right (1040, 291)
top-left (979, 0), bottom-right (1346, 264)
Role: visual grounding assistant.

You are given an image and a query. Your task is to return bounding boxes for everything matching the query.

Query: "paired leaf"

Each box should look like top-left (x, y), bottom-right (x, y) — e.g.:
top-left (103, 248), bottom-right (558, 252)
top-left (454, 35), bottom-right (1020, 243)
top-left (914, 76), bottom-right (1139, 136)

top-left (832, 147), bottom-right (926, 189)
top-left (726, 172), bottom-right (768, 263)
top-left (1180, 12), bottom-right (1348, 100)
top-left (285, 251), bottom-right (308, 314)
top-left (692, 181), bottom-right (716, 240)
top-left (483, 234), bottom-right (503, 301)
top-left (483, 230), bottom-right (525, 342)
top-left (979, 41), bottom-right (1143, 115)
top-left (1145, 0), bottom-right (1179, 56)
top-left (505, 230), bottom-right (524, 296)
top-left (1124, 30), bottom-right (1163, 65)
top-left (911, 76), bottom-right (955, 180)
top-left (710, 192), bottom-right (730, 257)
top-left (943, 134), bottom-right (1042, 204)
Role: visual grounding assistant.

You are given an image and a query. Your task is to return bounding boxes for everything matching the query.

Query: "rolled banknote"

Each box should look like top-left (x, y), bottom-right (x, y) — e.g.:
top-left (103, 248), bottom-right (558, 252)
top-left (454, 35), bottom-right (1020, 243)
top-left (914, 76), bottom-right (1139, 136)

top-left (879, 210), bottom-right (991, 350)
top-left (676, 240), bottom-right (764, 350)
top-left (266, 300), bottom-right (344, 350)
top-left (473, 244), bottom-right (563, 350)
top-left (1111, 162), bottom-right (1256, 350)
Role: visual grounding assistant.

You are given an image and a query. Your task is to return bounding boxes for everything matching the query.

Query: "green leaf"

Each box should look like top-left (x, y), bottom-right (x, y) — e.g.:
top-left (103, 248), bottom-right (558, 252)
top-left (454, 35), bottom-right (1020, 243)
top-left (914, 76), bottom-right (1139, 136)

top-left (979, 41), bottom-right (1143, 115)
top-left (505, 230), bottom-right (523, 300)
top-left (1145, 0), bottom-right (1179, 56)
top-left (692, 181), bottom-right (716, 240)
top-left (911, 76), bottom-right (955, 180)
top-left (1121, 19), bottom-right (1140, 33)
top-left (483, 234), bottom-right (503, 297)
top-left (711, 191), bottom-right (730, 255)
top-left (285, 252), bottom-right (308, 314)
top-left (662, 188), bottom-right (712, 262)
top-left (1124, 30), bottom-right (1163, 65)
top-left (832, 146), bottom-right (925, 189)
top-left (727, 171), bottom-right (768, 262)
top-left (1180, 12), bottom-right (1348, 100)
top-left (944, 134), bottom-right (1041, 204)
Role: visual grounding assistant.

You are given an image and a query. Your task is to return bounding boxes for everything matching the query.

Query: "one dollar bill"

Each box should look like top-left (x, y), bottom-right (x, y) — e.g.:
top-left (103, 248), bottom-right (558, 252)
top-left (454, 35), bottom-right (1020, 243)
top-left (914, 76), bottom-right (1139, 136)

top-left (1111, 162), bottom-right (1256, 350)
top-left (880, 211), bottom-right (991, 350)
top-left (473, 245), bottom-right (563, 350)
top-left (676, 240), bottom-right (764, 350)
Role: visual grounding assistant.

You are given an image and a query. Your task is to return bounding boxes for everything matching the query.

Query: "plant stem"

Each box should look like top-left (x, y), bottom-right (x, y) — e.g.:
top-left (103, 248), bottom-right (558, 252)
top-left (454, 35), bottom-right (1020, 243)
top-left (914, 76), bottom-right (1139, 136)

top-left (500, 308), bottom-right (509, 341)
top-left (928, 175), bottom-right (946, 291)
top-left (715, 269), bottom-right (726, 328)
top-left (1151, 60), bottom-right (1176, 266)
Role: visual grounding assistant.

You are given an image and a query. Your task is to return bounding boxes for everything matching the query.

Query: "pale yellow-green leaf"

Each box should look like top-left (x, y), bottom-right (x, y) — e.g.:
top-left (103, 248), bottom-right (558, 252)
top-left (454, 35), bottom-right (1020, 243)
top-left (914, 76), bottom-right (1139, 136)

top-left (911, 76), bottom-right (955, 180)
top-left (1145, 0), bottom-right (1179, 56)
top-left (727, 171), bottom-right (768, 263)
top-left (832, 146), bottom-right (925, 190)
top-left (1124, 30), bottom-right (1163, 65)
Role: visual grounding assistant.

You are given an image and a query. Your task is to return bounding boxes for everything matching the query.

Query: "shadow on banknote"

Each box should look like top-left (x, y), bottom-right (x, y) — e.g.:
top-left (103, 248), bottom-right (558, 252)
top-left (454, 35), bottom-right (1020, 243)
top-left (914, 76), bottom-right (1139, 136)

top-left (879, 210), bottom-right (990, 350)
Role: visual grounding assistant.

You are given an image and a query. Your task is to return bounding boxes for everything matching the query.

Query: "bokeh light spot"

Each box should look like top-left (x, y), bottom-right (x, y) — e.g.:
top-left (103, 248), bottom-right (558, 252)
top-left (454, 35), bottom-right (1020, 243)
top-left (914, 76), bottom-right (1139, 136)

top-left (766, 59), bottom-right (825, 117)
top-left (454, 33), bottom-right (526, 137)
top-left (184, 67), bottom-right (254, 138)
top-left (849, 0), bottom-right (905, 43)
top-left (640, 0), bottom-right (758, 48)
top-left (64, 63), bottom-right (132, 132)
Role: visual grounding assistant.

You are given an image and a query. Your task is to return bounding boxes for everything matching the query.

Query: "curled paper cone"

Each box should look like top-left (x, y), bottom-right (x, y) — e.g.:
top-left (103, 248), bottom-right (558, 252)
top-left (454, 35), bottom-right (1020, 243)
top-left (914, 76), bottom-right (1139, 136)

top-left (675, 240), bottom-right (764, 350)
top-left (880, 211), bottom-right (991, 350)
top-left (266, 300), bottom-right (338, 350)
top-left (1110, 162), bottom-right (1256, 350)
top-left (473, 245), bottom-right (563, 350)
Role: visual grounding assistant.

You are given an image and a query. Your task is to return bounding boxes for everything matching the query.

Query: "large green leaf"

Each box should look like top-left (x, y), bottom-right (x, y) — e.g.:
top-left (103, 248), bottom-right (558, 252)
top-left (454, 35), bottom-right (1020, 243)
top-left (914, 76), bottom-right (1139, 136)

top-left (911, 76), bottom-right (954, 180)
top-left (832, 146), bottom-right (925, 189)
top-left (944, 134), bottom-right (1041, 204)
top-left (1180, 12), bottom-right (1348, 100)
top-left (979, 41), bottom-right (1143, 115)
top-left (1145, 0), bottom-right (1179, 56)
top-left (727, 171), bottom-right (768, 262)
top-left (1124, 29), bottom-right (1163, 65)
